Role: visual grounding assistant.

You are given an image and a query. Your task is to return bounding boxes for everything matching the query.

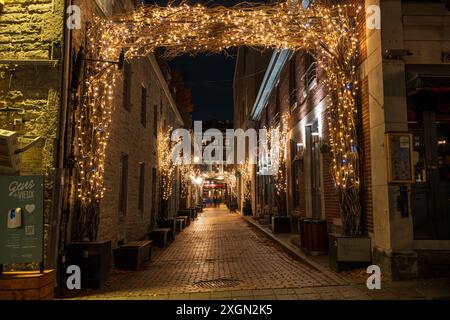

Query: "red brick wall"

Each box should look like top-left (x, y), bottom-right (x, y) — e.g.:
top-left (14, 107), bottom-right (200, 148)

top-left (321, 112), bottom-right (341, 224)
top-left (360, 77), bottom-right (373, 233)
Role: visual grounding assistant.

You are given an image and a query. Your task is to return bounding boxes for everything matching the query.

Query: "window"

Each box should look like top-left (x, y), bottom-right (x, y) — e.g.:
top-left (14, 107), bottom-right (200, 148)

top-left (123, 62), bottom-right (132, 111)
top-left (151, 167), bottom-right (157, 219)
top-left (275, 85), bottom-right (280, 116)
top-left (138, 162), bottom-right (145, 213)
top-left (141, 85), bottom-right (147, 127)
top-left (153, 104), bottom-right (158, 137)
top-left (290, 140), bottom-right (301, 208)
top-left (303, 53), bottom-right (317, 91)
top-left (119, 153), bottom-right (129, 216)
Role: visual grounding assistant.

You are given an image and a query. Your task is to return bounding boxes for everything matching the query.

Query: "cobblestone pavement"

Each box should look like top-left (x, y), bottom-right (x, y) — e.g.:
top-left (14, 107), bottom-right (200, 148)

top-left (73, 207), bottom-right (450, 300)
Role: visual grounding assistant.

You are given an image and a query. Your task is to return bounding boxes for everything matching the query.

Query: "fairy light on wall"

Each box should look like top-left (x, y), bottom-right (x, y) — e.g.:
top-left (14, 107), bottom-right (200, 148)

top-left (157, 126), bottom-right (176, 202)
top-left (75, 1), bottom-right (361, 234)
top-left (272, 113), bottom-right (289, 196)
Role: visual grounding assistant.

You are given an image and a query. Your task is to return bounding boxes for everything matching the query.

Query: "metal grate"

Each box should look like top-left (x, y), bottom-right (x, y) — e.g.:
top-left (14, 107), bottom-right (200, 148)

top-left (193, 279), bottom-right (241, 289)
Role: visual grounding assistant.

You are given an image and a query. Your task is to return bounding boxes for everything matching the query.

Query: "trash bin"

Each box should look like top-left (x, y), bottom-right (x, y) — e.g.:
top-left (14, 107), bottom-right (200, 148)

top-left (298, 218), bottom-right (328, 255)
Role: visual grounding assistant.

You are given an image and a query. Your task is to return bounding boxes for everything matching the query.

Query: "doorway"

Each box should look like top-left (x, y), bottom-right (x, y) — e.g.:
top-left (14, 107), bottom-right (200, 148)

top-left (408, 92), bottom-right (450, 240)
top-left (306, 122), bottom-right (322, 219)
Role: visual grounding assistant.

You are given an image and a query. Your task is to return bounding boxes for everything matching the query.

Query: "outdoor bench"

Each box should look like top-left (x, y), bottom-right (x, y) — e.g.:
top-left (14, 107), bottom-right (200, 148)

top-left (157, 218), bottom-right (176, 241)
top-left (148, 228), bottom-right (171, 248)
top-left (113, 240), bottom-right (152, 271)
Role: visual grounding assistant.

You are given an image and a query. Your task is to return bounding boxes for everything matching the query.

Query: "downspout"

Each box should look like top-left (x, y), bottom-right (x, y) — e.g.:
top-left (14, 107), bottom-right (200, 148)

top-left (49, 0), bottom-right (72, 273)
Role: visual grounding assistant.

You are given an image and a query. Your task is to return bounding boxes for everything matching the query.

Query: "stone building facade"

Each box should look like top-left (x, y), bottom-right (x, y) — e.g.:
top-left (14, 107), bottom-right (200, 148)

top-left (62, 0), bottom-right (184, 250)
top-left (234, 0), bottom-right (450, 280)
top-left (1, 0), bottom-right (185, 269)
top-left (0, 0), bottom-right (66, 268)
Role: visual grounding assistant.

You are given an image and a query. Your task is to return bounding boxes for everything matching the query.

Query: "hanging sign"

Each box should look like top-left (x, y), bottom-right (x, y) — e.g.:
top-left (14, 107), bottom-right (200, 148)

top-left (0, 175), bottom-right (44, 265)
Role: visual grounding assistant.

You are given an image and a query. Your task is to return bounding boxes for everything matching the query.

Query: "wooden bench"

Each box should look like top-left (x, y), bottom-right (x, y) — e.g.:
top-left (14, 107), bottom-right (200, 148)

top-left (113, 240), bottom-right (152, 271)
top-left (175, 218), bottom-right (185, 232)
top-left (148, 228), bottom-right (171, 248)
top-left (190, 208), bottom-right (198, 219)
top-left (157, 219), bottom-right (176, 241)
top-left (178, 209), bottom-right (196, 221)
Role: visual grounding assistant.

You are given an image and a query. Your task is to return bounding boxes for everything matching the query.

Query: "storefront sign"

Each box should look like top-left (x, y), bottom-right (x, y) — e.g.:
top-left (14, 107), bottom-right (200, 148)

top-left (0, 176), bottom-right (44, 264)
top-left (386, 133), bottom-right (414, 184)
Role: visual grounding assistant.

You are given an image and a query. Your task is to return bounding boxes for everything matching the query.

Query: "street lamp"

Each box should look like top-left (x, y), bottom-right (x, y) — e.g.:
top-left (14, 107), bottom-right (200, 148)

top-left (194, 177), bottom-right (203, 185)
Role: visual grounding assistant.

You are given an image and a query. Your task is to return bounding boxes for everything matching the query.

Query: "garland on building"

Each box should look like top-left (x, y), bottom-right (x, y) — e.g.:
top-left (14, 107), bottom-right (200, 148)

top-left (74, 1), bottom-right (361, 238)
top-left (271, 113), bottom-right (289, 216)
top-left (179, 163), bottom-right (191, 199)
top-left (158, 126), bottom-right (176, 217)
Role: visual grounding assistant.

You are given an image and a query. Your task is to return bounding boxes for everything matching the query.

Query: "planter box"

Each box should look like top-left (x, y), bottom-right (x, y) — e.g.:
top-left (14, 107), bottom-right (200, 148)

top-left (272, 216), bottom-right (291, 234)
top-left (243, 204), bottom-right (252, 216)
top-left (113, 240), bottom-right (151, 271)
top-left (66, 241), bottom-right (111, 289)
top-left (157, 218), bottom-right (176, 240)
top-left (259, 214), bottom-right (270, 225)
top-left (0, 270), bottom-right (55, 300)
top-left (329, 233), bottom-right (372, 272)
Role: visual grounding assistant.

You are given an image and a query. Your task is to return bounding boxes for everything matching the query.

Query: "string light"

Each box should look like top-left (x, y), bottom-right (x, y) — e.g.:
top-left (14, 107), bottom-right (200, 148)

top-left (271, 113), bottom-right (289, 196)
top-left (75, 1), bottom-right (361, 235)
top-left (239, 159), bottom-right (252, 202)
top-left (158, 126), bottom-right (176, 201)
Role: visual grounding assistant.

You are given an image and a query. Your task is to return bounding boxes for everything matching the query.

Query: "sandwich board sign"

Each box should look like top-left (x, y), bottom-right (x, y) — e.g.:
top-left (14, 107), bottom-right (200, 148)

top-left (0, 175), bottom-right (44, 267)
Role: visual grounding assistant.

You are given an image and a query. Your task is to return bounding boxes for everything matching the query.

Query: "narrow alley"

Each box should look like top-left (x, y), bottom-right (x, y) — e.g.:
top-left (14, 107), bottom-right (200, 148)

top-left (72, 207), bottom-right (450, 301)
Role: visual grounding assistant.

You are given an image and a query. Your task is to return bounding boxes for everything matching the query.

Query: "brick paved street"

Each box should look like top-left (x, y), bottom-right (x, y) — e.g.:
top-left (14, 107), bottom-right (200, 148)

top-left (73, 207), bottom-right (450, 300)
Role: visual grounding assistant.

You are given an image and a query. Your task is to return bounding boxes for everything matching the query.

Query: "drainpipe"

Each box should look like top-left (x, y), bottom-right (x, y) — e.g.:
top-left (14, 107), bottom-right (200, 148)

top-left (49, 0), bottom-right (72, 276)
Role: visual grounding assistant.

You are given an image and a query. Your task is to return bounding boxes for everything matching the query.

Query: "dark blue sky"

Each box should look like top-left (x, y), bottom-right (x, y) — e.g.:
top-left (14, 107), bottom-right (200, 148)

top-left (169, 53), bottom-right (236, 121)
top-left (144, 0), bottom-right (267, 121)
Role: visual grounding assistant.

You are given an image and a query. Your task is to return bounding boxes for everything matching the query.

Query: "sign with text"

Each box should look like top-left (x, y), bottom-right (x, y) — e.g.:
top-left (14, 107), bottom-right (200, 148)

top-left (0, 175), bottom-right (44, 264)
top-left (386, 133), bottom-right (414, 184)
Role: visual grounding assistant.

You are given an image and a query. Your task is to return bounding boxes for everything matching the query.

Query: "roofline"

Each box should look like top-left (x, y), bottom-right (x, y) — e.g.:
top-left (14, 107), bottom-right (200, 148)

top-left (249, 49), bottom-right (293, 121)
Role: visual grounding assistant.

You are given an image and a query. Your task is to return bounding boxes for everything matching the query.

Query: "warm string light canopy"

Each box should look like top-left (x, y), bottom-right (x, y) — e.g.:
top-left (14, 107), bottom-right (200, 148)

top-left (179, 163), bottom-right (194, 198)
top-left (75, 1), bottom-right (361, 234)
top-left (224, 169), bottom-right (238, 198)
top-left (158, 126), bottom-right (176, 202)
top-left (240, 159), bottom-right (252, 201)
top-left (271, 113), bottom-right (289, 196)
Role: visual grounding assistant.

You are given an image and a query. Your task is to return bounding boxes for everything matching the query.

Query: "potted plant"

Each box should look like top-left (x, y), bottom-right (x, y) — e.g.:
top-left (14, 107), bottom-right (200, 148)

top-left (67, 203), bottom-right (112, 290)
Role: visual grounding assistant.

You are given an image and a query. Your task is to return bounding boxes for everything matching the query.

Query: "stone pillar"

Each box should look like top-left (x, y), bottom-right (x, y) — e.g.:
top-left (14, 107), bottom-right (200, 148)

top-left (366, 0), bottom-right (417, 280)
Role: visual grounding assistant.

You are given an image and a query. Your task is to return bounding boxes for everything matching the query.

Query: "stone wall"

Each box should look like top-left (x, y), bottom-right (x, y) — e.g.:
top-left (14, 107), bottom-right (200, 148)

top-left (66, 0), bottom-right (183, 248)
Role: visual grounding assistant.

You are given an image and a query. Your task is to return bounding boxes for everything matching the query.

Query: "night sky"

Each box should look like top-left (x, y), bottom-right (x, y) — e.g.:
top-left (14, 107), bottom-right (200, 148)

top-left (144, 0), bottom-right (267, 121)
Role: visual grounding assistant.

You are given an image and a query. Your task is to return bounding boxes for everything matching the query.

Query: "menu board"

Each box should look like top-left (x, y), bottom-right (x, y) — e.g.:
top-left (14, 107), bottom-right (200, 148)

top-left (386, 133), bottom-right (414, 184)
top-left (0, 176), bottom-right (44, 264)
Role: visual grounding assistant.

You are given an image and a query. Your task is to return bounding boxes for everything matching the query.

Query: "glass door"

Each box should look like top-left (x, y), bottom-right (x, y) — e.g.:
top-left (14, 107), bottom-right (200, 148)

top-left (409, 93), bottom-right (450, 239)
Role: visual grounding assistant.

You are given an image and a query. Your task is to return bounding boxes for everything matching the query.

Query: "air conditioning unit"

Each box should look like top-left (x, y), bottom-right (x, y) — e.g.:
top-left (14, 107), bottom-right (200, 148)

top-left (0, 129), bottom-right (21, 174)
